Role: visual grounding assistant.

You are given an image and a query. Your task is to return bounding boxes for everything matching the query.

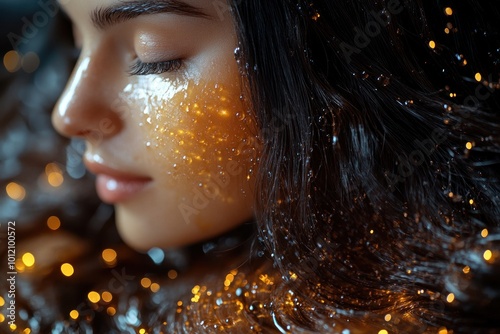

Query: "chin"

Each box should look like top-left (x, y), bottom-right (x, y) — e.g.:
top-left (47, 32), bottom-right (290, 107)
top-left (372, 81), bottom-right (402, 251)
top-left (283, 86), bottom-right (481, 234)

top-left (114, 199), bottom-right (255, 252)
top-left (111, 185), bottom-right (187, 250)
top-left (115, 204), bottom-right (185, 251)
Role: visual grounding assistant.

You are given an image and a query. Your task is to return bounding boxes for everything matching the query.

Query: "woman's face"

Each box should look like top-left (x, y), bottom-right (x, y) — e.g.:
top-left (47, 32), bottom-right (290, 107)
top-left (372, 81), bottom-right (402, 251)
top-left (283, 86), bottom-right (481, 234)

top-left (52, 0), bottom-right (258, 250)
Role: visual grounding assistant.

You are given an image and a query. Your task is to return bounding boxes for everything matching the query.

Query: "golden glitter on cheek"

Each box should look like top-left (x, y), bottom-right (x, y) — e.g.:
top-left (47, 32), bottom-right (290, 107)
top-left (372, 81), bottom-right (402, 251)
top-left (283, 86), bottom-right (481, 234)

top-left (122, 76), bottom-right (258, 191)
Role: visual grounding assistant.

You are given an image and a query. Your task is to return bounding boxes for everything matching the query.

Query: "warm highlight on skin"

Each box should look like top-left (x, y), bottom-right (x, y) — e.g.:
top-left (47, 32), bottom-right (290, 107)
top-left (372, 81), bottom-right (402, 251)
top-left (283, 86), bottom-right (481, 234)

top-left (125, 77), bottom-right (255, 183)
top-left (119, 75), bottom-right (258, 229)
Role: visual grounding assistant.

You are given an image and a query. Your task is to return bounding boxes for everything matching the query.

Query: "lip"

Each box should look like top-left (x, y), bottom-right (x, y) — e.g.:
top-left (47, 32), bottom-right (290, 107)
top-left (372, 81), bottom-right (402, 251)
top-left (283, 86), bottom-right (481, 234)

top-left (84, 159), bottom-right (153, 204)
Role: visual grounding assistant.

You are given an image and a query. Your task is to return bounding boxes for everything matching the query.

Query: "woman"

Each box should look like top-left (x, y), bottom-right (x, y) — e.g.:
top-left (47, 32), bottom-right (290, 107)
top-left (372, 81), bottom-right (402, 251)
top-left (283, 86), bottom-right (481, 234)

top-left (7, 0), bottom-right (500, 332)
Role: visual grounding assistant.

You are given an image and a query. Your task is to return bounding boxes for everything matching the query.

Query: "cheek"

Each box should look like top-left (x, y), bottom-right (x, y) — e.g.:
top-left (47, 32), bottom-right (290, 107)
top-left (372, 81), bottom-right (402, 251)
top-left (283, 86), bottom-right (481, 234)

top-left (124, 77), bottom-right (258, 191)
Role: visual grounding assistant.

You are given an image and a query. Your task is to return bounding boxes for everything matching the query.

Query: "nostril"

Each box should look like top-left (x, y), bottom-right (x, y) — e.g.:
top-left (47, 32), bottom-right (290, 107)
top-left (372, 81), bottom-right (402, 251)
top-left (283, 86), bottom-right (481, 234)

top-left (77, 129), bottom-right (92, 137)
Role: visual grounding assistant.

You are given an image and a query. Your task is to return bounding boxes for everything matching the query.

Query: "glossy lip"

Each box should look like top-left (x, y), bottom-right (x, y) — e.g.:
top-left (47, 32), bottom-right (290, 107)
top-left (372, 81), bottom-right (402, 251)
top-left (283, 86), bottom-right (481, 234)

top-left (84, 158), bottom-right (153, 204)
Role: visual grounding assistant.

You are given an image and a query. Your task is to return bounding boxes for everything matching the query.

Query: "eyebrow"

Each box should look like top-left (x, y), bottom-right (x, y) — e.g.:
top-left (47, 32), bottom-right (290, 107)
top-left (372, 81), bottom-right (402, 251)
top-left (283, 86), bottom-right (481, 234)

top-left (91, 0), bottom-right (210, 30)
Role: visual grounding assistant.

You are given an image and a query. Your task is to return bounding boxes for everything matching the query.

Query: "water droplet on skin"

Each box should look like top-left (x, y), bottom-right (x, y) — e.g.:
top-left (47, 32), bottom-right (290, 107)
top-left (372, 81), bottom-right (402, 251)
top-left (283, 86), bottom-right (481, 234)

top-left (182, 156), bottom-right (193, 165)
top-left (235, 112), bottom-right (246, 121)
top-left (127, 76), bottom-right (258, 204)
top-left (234, 47), bottom-right (241, 60)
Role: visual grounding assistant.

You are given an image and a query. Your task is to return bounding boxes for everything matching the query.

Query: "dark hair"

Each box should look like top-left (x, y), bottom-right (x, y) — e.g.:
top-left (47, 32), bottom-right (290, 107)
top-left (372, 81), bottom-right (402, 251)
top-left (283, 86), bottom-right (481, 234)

top-left (232, 0), bottom-right (500, 331)
top-left (2, 1), bottom-right (499, 333)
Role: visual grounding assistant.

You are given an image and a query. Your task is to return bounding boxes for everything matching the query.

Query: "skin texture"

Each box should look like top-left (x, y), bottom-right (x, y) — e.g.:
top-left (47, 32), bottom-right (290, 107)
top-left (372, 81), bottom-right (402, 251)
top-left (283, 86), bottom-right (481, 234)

top-left (52, 0), bottom-right (258, 250)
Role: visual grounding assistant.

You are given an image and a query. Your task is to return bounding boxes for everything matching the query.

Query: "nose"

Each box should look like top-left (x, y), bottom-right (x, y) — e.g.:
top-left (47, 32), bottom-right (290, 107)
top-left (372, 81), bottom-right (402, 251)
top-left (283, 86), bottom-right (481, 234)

top-left (52, 55), bottom-right (123, 143)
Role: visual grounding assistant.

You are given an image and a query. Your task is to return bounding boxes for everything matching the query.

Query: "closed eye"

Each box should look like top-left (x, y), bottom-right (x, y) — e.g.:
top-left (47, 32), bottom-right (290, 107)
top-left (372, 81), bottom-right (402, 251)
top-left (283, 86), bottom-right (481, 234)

top-left (128, 59), bottom-right (183, 76)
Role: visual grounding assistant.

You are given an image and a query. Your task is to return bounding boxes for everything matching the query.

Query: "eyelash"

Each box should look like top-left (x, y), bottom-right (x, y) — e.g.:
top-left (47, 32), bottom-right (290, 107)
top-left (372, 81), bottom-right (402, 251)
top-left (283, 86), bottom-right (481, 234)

top-left (67, 43), bottom-right (182, 76)
top-left (128, 59), bottom-right (183, 76)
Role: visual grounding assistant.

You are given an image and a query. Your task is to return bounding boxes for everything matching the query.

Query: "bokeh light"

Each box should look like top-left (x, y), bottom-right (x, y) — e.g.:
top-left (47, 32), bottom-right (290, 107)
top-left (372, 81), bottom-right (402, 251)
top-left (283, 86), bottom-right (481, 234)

top-left (102, 248), bottom-right (117, 263)
top-left (6, 182), bottom-right (26, 201)
top-left (3, 50), bottom-right (21, 72)
top-left (150, 283), bottom-right (160, 293)
top-left (101, 291), bottom-right (113, 303)
top-left (88, 291), bottom-right (100, 303)
top-left (69, 310), bottom-right (79, 320)
top-left (47, 216), bottom-right (61, 230)
top-left (22, 252), bottom-right (35, 267)
top-left (168, 269), bottom-right (178, 279)
top-left (61, 263), bottom-right (74, 277)
top-left (141, 277), bottom-right (152, 288)
top-left (21, 51), bottom-right (40, 73)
